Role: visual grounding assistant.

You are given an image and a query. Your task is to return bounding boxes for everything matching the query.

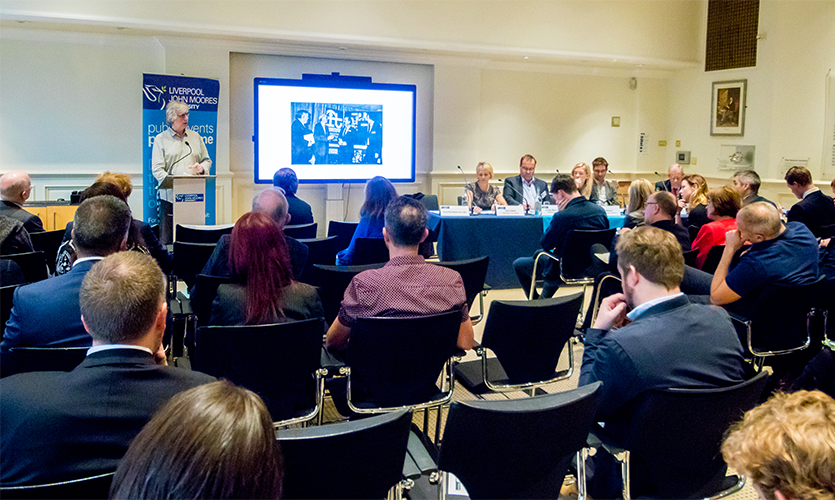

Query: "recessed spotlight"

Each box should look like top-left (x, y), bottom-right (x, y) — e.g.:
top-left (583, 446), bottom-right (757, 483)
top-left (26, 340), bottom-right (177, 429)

top-left (523, 56), bottom-right (529, 60)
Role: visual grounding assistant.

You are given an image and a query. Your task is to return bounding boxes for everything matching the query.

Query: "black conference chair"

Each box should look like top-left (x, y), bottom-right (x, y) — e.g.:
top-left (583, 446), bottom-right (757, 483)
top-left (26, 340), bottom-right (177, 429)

top-left (700, 245), bottom-right (726, 274)
top-left (277, 409), bottom-right (412, 499)
top-left (1, 283), bottom-right (19, 330)
top-left (350, 237), bottom-right (389, 265)
top-left (28, 229), bottom-right (64, 275)
top-left (188, 274), bottom-right (231, 329)
top-left (284, 222), bottom-right (318, 239)
top-left (586, 273), bottom-right (623, 331)
top-left (0, 251), bottom-right (48, 284)
top-left (588, 371), bottom-right (768, 500)
top-left (434, 256), bottom-right (489, 325)
top-left (172, 241), bottom-right (217, 290)
top-left (2, 346), bottom-right (88, 379)
top-left (310, 263), bottom-right (385, 324)
top-left (437, 383), bottom-right (602, 500)
top-left (529, 228), bottom-right (616, 300)
top-left (0, 471), bottom-right (114, 500)
top-left (815, 222), bottom-right (835, 239)
top-left (174, 223), bottom-right (233, 244)
top-left (419, 194), bottom-right (440, 211)
top-left (191, 318), bottom-right (327, 426)
top-left (327, 220), bottom-right (359, 252)
top-left (296, 235), bottom-right (340, 284)
top-left (687, 225), bottom-right (700, 243)
top-left (455, 292), bottom-right (584, 396)
top-left (682, 249), bottom-right (699, 268)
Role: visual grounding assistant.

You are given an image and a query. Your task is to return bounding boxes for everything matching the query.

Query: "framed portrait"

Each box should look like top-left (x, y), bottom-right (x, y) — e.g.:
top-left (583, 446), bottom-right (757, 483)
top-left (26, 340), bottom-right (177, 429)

top-left (710, 80), bottom-right (747, 136)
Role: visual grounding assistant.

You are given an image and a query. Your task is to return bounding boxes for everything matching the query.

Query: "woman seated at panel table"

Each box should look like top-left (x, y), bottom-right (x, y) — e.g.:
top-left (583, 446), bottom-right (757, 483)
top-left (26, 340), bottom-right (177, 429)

top-left (335, 176), bottom-right (397, 265)
top-left (623, 179), bottom-right (653, 229)
top-left (691, 186), bottom-right (742, 269)
top-left (571, 162), bottom-right (593, 199)
top-left (676, 174), bottom-right (711, 232)
top-left (465, 162), bottom-right (507, 214)
top-left (209, 211), bottom-right (323, 326)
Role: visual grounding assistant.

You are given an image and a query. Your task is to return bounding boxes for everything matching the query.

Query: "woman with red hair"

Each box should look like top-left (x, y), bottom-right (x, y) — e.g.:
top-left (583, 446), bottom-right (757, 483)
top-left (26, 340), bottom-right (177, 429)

top-left (209, 211), bottom-right (323, 326)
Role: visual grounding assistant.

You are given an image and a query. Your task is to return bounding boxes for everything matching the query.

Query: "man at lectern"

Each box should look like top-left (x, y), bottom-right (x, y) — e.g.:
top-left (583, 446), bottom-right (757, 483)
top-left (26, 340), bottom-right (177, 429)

top-left (152, 100), bottom-right (211, 244)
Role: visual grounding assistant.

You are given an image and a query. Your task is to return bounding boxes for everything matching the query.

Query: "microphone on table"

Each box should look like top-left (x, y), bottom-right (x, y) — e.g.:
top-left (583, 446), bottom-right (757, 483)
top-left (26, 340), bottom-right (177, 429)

top-left (457, 166), bottom-right (472, 209)
top-left (497, 178), bottom-right (529, 212)
top-left (172, 141), bottom-right (194, 167)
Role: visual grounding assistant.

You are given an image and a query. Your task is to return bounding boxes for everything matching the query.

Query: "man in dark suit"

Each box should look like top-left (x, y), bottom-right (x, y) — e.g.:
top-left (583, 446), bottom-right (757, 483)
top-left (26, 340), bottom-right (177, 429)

top-left (1, 195), bottom-right (131, 354)
top-left (273, 167), bottom-right (314, 225)
top-left (513, 174), bottom-right (609, 298)
top-left (291, 109), bottom-right (313, 164)
top-left (732, 169), bottom-right (776, 207)
top-left (0, 171), bottom-right (44, 234)
top-left (199, 189), bottom-right (308, 280)
top-left (589, 157), bottom-right (619, 206)
top-left (313, 113), bottom-right (332, 164)
top-left (655, 163), bottom-right (684, 198)
top-left (503, 154), bottom-right (550, 211)
top-left (0, 251), bottom-right (216, 485)
top-left (785, 166), bottom-right (835, 238)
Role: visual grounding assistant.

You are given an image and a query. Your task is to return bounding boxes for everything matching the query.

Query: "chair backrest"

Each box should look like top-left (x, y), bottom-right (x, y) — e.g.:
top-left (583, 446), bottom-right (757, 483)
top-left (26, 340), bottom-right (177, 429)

top-left (191, 319), bottom-right (326, 422)
top-left (0, 471), bottom-right (114, 500)
top-left (350, 237), bottom-right (389, 265)
top-left (438, 382), bottom-right (602, 500)
top-left (277, 409), bottom-right (412, 499)
top-left (327, 220), bottom-right (359, 252)
top-left (816, 223), bottom-right (835, 239)
top-left (0, 251), bottom-right (48, 284)
top-left (420, 194), bottom-right (440, 211)
top-left (481, 292), bottom-right (584, 384)
top-left (687, 224), bottom-right (700, 243)
top-left (283, 222), bottom-right (318, 239)
top-left (560, 229), bottom-right (616, 280)
top-left (311, 263), bottom-right (385, 324)
top-left (190, 274), bottom-right (232, 328)
top-left (4, 347), bottom-right (88, 378)
top-left (172, 242), bottom-right (217, 289)
top-left (296, 235), bottom-right (340, 284)
top-left (28, 229), bottom-right (65, 275)
top-left (623, 371), bottom-right (769, 498)
top-left (174, 223), bottom-right (233, 244)
top-left (1, 284), bottom-right (20, 333)
top-left (347, 310), bottom-right (462, 408)
top-left (701, 244), bottom-right (725, 274)
top-left (682, 249), bottom-right (699, 268)
top-left (434, 256), bottom-right (489, 312)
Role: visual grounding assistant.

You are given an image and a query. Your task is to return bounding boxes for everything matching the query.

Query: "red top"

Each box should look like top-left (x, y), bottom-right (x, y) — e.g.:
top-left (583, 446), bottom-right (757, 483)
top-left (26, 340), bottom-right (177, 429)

top-left (692, 218), bottom-right (738, 269)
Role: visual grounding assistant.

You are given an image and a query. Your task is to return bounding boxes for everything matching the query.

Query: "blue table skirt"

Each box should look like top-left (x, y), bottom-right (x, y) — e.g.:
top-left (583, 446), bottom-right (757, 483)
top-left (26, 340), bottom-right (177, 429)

top-left (542, 213), bottom-right (626, 232)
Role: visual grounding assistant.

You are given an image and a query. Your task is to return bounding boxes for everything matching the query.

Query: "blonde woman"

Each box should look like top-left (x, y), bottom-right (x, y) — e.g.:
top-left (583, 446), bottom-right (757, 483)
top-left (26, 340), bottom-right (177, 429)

top-left (675, 174), bottom-right (710, 230)
top-left (571, 162), bottom-right (592, 199)
top-left (465, 162), bottom-right (507, 213)
top-left (623, 179), bottom-right (653, 229)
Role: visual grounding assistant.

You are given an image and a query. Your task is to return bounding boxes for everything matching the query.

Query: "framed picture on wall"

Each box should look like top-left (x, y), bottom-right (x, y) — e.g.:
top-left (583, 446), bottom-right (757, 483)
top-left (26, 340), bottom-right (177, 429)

top-left (710, 80), bottom-right (747, 136)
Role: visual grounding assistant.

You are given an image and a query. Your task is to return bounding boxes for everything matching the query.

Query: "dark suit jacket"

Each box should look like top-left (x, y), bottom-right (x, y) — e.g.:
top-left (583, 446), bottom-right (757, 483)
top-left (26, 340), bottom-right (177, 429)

top-left (198, 233), bottom-right (308, 282)
top-left (589, 180), bottom-right (619, 206)
top-left (655, 179), bottom-right (672, 193)
top-left (541, 197), bottom-right (609, 278)
top-left (0, 349), bottom-right (215, 485)
top-left (787, 190), bottom-right (835, 238)
top-left (503, 175), bottom-right (550, 206)
top-left (291, 119), bottom-right (311, 163)
top-left (1, 259), bottom-right (99, 354)
top-left (286, 193), bottom-right (314, 225)
top-left (0, 200), bottom-right (44, 234)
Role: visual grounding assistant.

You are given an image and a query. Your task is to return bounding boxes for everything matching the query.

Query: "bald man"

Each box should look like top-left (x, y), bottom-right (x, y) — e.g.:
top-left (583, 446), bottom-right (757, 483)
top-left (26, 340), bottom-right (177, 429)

top-left (655, 163), bottom-right (684, 198)
top-left (0, 171), bottom-right (44, 234)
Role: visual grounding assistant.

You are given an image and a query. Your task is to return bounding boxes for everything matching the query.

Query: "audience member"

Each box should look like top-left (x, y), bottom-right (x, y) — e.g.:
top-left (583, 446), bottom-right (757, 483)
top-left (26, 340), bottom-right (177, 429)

top-left (1, 195), bottom-right (131, 354)
top-left (691, 186), bottom-right (742, 269)
top-left (55, 180), bottom-right (171, 275)
top-left (589, 157), bottom-right (619, 206)
top-left (0, 171), bottom-right (44, 234)
top-left (336, 176), bottom-right (396, 265)
top-left (656, 163), bottom-right (684, 197)
top-left (0, 214), bottom-right (33, 256)
top-left (200, 189), bottom-right (308, 280)
top-left (722, 390), bottom-right (835, 500)
top-left (209, 211), bottom-right (323, 326)
top-left (0, 259), bottom-right (25, 287)
top-left (580, 226), bottom-right (746, 498)
top-left (623, 179), bottom-right (653, 229)
top-left (503, 154), bottom-right (550, 210)
top-left (273, 167), bottom-right (314, 224)
top-left (326, 196), bottom-right (473, 352)
top-left (571, 162), bottom-right (592, 199)
top-left (732, 169), bottom-right (776, 207)
top-left (465, 161), bottom-right (507, 213)
top-left (513, 174), bottom-right (608, 299)
top-left (110, 380), bottom-right (282, 500)
top-left (675, 173), bottom-right (710, 230)
top-left (0, 252), bottom-right (215, 485)
top-left (785, 166), bottom-right (835, 238)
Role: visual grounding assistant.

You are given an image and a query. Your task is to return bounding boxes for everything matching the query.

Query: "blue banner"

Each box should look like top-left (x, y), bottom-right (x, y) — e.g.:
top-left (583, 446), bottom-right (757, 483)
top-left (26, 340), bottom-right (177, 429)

top-left (142, 73), bottom-right (220, 225)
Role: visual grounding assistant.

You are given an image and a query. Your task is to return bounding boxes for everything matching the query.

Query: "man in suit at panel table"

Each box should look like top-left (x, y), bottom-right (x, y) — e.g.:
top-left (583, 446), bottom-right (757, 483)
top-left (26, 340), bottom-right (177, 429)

top-left (273, 167), bottom-right (314, 225)
top-left (0, 171), bottom-right (44, 234)
top-left (589, 157), bottom-right (619, 206)
top-left (199, 189), bottom-right (308, 280)
top-left (513, 174), bottom-right (609, 299)
top-left (784, 166), bottom-right (835, 238)
top-left (1, 195), bottom-right (131, 354)
top-left (503, 154), bottom-right (551, 211)
top-left (655, 163), bottom-right (684, 198)
top-left (0, 252), bottom-right (215, 486)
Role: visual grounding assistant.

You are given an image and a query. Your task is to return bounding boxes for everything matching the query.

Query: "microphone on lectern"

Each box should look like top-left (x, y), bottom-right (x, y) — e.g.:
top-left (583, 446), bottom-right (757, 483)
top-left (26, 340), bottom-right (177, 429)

top-left (172, 141), bottom-right (194, 167)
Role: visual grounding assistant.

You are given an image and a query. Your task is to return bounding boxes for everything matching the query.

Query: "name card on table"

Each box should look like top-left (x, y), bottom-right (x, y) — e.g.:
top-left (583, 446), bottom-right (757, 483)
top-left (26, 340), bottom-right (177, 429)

top-left (440, 205), bottom-right (470, 217)
top-left (603, 206), bottom-right (624, 217)
top-left (496, 205), bottom-right (525, 217)
top-left (541, 205), bottom-right (559, 216)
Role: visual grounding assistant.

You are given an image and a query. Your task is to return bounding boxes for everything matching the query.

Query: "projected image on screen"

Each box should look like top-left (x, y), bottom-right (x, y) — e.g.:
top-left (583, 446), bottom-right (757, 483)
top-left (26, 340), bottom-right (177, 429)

top-left (290, 103), bottom-right (383, 166)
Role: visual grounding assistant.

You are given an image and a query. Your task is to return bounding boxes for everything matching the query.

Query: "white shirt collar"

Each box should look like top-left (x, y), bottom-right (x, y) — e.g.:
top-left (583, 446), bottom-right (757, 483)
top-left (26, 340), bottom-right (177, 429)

top-left (522, 177), bottom-right (536, 187)
top-left (802, 186), bottom-right (819, 199)
top-left (73, 256), bottom-right (105, 267)
top-left (626, 292), bottom-right (684, 321)
top-left (87, 344), bottom-right (153, 356)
